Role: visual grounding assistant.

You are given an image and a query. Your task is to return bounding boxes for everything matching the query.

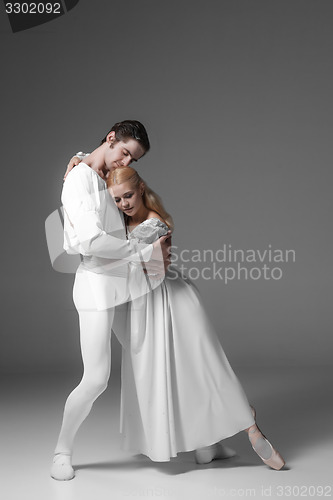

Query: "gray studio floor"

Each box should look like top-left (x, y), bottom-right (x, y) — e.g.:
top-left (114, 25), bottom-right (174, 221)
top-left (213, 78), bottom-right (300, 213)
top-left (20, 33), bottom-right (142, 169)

top-left (1, 365), bottom-right (332, 500)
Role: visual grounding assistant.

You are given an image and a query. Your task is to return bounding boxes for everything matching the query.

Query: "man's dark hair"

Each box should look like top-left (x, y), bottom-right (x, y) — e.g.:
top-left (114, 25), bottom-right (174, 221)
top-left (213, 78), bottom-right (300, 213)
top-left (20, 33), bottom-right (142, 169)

top-left (100, 120), bottom-right (150, 153)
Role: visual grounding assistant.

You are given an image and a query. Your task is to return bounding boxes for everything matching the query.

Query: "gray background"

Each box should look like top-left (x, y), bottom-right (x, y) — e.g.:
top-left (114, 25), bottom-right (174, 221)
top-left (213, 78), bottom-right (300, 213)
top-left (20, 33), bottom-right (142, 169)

top-left (0, 0), bottom-right (332, 373)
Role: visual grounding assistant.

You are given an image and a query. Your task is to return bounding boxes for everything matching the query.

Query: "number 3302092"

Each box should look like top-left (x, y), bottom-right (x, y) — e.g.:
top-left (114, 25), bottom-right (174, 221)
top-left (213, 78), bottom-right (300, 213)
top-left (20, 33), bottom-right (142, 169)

top-left (5, 3), bottom-right (61, 14)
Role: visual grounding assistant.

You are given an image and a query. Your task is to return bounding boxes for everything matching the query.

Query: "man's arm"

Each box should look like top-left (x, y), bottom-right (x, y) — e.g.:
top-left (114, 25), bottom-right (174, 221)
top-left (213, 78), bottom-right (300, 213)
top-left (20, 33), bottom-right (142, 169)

top-left (63, 157), bottom-right (171, 270)
top-left (145, 233), bottom-right (172, 278)
top-left (62, 166), bottom-right (155, 263)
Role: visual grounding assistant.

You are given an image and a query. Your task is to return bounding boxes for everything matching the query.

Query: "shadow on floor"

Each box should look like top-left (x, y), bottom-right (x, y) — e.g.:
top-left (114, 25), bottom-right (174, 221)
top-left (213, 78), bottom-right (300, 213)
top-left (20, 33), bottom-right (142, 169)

top-left (75, 454), bottom-right (263, 476)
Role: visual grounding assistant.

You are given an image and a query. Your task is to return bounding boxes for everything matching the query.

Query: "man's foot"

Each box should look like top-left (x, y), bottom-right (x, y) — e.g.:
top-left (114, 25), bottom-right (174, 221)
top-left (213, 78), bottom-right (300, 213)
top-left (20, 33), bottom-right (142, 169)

top-left (194, 442), bottom-right (236, 464)
top-left (50, 453), bottom-right (75, 481)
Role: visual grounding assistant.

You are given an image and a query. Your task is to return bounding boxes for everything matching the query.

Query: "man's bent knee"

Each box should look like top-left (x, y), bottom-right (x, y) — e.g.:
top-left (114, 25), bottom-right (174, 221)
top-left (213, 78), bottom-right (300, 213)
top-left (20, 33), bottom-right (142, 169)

top-left (81, 374), bottom-right (109, 399)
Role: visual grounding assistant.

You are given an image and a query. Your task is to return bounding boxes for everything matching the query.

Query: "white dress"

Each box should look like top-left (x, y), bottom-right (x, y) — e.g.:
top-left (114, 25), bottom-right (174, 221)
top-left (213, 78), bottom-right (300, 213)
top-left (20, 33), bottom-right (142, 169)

top-left (120, 218), bottom-right (255, 461)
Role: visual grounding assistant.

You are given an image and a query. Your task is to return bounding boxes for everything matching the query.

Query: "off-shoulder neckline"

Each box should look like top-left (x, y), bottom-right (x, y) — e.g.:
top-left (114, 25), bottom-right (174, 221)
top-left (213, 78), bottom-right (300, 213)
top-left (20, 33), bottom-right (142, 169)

top-left (127, 217), bottom-right (168, 233)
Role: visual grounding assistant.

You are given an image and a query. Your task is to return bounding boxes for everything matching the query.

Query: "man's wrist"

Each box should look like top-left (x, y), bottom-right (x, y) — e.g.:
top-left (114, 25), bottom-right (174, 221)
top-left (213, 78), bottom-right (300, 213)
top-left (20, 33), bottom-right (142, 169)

top-left (140, 244), bottom-right (153, 262)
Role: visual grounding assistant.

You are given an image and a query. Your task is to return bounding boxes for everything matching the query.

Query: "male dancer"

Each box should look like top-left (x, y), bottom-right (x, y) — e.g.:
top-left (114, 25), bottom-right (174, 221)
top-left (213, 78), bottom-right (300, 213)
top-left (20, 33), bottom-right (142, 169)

top-left (51, 120), bottom-right (171, 480)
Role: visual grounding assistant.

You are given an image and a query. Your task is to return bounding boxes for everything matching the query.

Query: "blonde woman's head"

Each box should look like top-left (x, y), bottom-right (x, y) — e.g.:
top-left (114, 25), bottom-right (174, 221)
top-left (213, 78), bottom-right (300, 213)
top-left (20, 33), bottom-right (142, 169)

top-left (107, 167), bottom-right (174, 230)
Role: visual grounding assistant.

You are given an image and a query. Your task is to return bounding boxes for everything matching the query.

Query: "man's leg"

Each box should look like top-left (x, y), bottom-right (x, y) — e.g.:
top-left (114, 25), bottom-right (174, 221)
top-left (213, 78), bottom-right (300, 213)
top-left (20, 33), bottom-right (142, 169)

top-left (51, 308), bottom-right (114, 480)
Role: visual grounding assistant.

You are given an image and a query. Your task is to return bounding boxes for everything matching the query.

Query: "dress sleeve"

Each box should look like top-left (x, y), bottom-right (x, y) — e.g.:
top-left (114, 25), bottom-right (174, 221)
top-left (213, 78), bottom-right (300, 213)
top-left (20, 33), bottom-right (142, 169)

top-left (129, 219), bottom-right (169, 244)
top-left (61, 167), bottom-right (153, 262)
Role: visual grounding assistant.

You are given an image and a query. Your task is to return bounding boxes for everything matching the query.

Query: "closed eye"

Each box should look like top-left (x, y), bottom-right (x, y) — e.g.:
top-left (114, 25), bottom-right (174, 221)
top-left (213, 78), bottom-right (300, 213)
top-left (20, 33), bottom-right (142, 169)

top-left (123, 149), bottom-right (137, 163)
top-left (114, 193), bottom-right (133, 203)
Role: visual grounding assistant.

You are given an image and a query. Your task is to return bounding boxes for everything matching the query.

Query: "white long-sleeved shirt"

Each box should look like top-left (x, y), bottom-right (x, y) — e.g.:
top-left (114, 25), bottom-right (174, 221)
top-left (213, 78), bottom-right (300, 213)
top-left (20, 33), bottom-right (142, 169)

top-left (61, 163), bottom-right (153, 275)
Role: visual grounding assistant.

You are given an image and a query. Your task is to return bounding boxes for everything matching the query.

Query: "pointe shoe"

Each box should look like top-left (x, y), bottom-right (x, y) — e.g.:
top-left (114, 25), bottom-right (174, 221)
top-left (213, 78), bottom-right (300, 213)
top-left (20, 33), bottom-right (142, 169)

top-left (195, 442), bottom-right (236, 464)
top-left (247, 411), bottom-right (285, 471)
top-left (50, 453), bottom-right (75, 481)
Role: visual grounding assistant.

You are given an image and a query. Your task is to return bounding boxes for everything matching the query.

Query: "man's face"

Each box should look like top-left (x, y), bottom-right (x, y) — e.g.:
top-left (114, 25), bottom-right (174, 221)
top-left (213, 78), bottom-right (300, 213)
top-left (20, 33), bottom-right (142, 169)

top-left (104, 135), bottom-right (146, 172)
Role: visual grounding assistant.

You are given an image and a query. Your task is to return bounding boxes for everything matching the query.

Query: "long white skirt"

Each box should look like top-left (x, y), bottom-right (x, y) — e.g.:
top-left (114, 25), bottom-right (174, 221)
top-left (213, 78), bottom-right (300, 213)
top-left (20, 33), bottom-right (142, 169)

top-left (120, 268), bottom-right (255, 461)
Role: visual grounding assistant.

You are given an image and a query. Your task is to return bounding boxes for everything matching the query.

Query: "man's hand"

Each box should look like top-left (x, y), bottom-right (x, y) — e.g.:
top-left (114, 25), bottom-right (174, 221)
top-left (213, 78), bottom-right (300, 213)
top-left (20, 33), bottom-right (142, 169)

top-left (145, 232), bottom-right (172, 280)
top-left (63, 156), bottom-right (82, 180)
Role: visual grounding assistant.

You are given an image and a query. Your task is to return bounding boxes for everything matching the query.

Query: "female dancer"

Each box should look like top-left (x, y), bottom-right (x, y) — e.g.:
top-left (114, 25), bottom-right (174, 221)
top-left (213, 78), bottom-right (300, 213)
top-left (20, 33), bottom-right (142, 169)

top-left (107, 166), bottom-right (285, 470)
top-left (50, 121), bottom-right (171, 481)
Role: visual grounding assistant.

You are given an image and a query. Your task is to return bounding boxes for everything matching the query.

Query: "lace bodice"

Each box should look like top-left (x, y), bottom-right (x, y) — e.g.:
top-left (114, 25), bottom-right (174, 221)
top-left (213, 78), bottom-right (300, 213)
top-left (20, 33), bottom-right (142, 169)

top-left (127, 218), bottom-right (169, 244)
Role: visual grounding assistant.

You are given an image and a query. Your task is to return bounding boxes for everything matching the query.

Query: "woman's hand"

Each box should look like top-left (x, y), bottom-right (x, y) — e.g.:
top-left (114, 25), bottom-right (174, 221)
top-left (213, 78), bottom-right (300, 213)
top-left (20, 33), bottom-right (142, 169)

top-left (63, 156), bottom-right (82, 180)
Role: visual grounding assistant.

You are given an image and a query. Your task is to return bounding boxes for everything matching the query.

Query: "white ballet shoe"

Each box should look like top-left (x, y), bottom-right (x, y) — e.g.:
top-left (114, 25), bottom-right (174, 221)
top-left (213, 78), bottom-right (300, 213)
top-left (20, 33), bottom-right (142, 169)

top-left (195, 442), bottom-right (236, 464)
top-left (50, 453), bottom-right (75, 481)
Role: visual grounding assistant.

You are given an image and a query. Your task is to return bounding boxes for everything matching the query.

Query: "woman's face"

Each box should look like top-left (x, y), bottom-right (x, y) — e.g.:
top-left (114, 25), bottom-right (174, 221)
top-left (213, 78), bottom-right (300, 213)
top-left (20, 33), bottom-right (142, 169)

top-left (110, 181), bottom-right (144, 217)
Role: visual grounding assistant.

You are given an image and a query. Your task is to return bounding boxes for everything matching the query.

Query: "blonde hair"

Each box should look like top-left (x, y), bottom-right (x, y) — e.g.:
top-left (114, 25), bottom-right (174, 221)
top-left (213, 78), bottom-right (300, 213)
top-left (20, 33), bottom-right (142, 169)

top-left (107, 167), bottom-right (174, 230)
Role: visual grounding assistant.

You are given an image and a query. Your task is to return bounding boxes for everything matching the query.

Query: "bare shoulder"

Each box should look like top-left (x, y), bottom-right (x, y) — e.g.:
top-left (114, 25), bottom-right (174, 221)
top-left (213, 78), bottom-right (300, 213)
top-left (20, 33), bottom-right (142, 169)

top-left (147, 211), bottom-right (164, 222)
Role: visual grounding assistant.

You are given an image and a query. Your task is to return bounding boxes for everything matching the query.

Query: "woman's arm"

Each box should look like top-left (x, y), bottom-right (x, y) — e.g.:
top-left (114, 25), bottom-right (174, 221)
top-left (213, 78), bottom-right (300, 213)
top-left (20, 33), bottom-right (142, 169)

top-left (63, 152), bottom-right (90, 180)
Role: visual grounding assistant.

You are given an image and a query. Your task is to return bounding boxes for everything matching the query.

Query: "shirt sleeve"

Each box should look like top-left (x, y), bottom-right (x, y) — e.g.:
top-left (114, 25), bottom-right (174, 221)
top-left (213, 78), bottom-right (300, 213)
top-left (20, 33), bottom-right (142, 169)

top-left (75, 151), bottom-right (90, 160)
top-left (61, 167), bottom-right (153, 262)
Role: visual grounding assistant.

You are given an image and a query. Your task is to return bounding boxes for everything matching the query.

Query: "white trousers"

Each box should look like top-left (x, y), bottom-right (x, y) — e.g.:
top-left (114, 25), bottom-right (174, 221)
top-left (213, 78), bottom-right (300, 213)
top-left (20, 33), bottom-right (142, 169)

top-left (54, 271), bottom-right (128, 455)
